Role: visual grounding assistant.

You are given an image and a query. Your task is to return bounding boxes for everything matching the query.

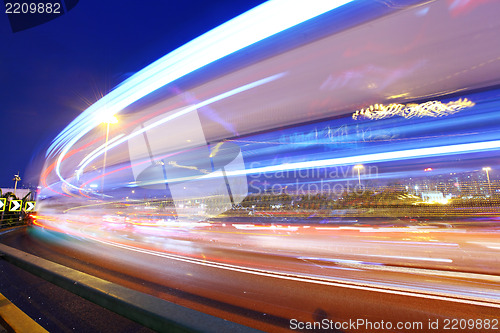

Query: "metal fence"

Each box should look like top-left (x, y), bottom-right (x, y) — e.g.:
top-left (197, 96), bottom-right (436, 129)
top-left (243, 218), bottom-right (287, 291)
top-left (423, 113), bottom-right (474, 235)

top-left (0, 211), bottom-right (27, 229)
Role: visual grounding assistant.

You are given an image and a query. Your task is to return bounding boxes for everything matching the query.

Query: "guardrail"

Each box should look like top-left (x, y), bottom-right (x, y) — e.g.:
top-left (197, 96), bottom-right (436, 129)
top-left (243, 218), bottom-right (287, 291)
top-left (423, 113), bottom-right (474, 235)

top-left (0, 240), bottom-right (262, 333)
top-left (0, 191), bottom-right (36, 229)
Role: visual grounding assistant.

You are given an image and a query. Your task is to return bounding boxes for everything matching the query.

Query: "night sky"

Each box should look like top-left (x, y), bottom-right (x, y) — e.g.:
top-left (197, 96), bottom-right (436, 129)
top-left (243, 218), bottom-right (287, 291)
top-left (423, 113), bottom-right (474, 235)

top-left (0, 0), bottom-right (267, 188)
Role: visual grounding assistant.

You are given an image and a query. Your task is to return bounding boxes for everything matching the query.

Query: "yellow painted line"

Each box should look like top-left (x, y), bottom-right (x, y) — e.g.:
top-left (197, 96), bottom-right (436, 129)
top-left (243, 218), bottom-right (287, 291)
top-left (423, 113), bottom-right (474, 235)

top-left (0, 292), bottom-right (48, 333)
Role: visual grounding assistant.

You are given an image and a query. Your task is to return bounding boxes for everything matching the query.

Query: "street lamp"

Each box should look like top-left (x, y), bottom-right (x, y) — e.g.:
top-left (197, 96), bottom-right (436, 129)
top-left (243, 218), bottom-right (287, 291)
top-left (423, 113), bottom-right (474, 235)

top-left (354, 164), bottom-right (364, 185)
top-left (483, 167), bottom-right (492, 195)
top-left (101, 115), bottom-right (118, 196)
top-left (12, 172), bottom-right (21, 196)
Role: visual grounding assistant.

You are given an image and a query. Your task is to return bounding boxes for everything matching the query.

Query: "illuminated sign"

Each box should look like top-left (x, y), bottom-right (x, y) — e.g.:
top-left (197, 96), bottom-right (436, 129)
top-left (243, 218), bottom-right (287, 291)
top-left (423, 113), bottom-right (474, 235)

top-left (353, 98), bottom-right (475, 120)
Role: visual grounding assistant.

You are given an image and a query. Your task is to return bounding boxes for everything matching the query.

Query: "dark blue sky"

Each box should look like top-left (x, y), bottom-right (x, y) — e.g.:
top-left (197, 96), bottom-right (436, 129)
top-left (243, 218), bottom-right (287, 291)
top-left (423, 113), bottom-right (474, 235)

top-left (0, 0), bottom-right (267, 188)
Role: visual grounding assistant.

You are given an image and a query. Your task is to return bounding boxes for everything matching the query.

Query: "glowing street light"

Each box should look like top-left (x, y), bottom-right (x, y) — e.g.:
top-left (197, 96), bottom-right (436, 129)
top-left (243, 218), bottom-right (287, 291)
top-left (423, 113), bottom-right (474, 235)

top-left (102, 115), bottom-right (118, 124)
top-left (483, 167), bottom-right (492, 195)
top-left (101, 115), bottom-right (118, 196)
top-left (354, 164), bottom-right (364, 185)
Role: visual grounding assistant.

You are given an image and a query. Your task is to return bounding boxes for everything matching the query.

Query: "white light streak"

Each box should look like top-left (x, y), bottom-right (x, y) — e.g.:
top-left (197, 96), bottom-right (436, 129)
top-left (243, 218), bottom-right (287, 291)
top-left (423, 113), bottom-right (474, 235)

top-left (134, 140), bottom-right (500, 187)
top-left (363, 254), bottom-right (453, 263)
top-left (77, 134), bottom-right (125, 168)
